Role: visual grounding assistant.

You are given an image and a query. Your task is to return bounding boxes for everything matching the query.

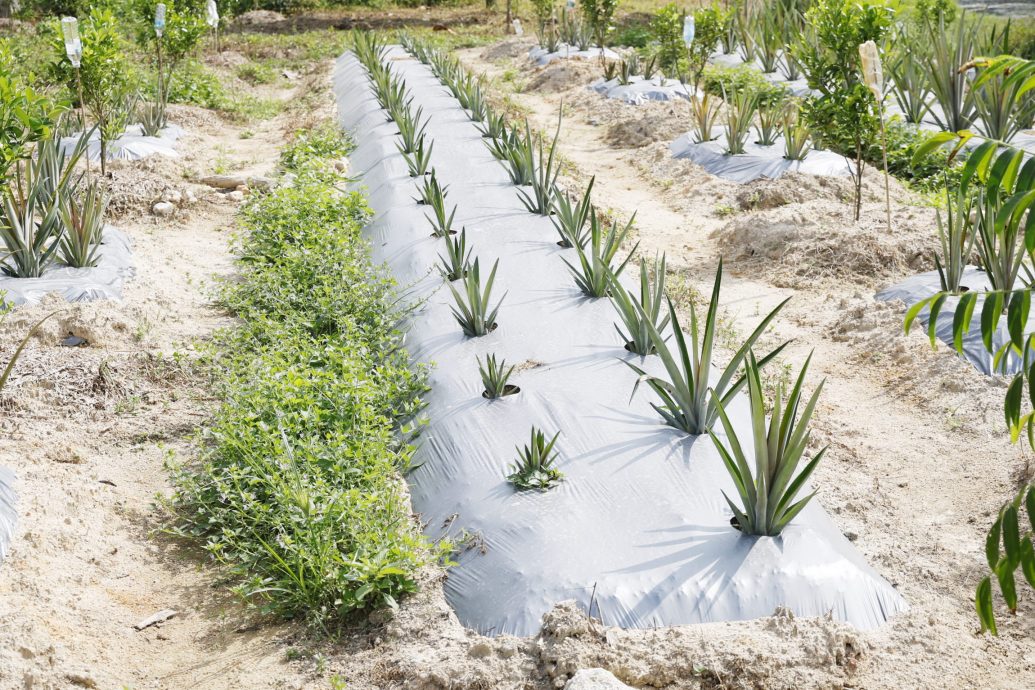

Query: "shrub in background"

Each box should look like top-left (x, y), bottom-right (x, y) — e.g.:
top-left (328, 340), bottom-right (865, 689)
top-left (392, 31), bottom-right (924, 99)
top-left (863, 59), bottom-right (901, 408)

top-left (795, 0), bottom-right (893, 220)
top-left (581, 0), bottom-right (619, 50)
top-left (49, 8), bottom-right (134, 174)
top-left (0, 40), bottom-right (63, 184)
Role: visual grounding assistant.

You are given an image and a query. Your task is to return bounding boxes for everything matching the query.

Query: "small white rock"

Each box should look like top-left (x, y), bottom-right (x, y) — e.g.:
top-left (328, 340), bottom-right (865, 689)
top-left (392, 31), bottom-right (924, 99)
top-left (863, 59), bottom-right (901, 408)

top-left (152, 201), bottom-right (176, 217)
top-left (160, 188), bottom-right (182, 204)
top-left (227, 191), bottom-right (245, 203)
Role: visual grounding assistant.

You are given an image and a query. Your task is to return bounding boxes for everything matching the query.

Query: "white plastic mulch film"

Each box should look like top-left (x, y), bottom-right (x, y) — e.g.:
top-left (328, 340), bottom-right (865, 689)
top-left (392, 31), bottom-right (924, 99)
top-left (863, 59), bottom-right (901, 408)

top-left (529, 43), bottom-right (620, 66)
top-left (877, 269), bottom-right (1035, 376)
top-left (335, 47), bottom-right (907, 637)
top-left (59, 124), bottom-right (184, 163)
top-left (589, 76), bottom-right (691, 104)
top-left (669, 131), bottom-right (854, 184)
top-left (0, 466), bottom-right (14, 566)
top-left (0, 227), bottom-right (135, 306)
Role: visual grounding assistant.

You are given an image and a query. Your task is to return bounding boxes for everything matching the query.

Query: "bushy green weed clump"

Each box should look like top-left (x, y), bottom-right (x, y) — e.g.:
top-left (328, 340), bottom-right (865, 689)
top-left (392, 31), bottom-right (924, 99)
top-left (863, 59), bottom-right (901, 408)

top-left (167, 124), bottom-right (443, 630)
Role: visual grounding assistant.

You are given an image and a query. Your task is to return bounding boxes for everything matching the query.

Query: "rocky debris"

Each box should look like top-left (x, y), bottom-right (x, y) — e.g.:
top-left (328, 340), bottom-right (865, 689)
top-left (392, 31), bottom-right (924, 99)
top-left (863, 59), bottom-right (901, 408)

top-left (160, 187), bottom-right (183, 205)
top-left (247, 175), bottom-right (274, 192)
top-left (134, 609), bottom-right (177, 631)
top-left (227, 190), bottom-right (245, 203)
top-left (200, 174), bottom-right (246, 190)
top-left (66, 669), bottom-right (99, 688)
top-left (565, 668), bottom-right (633, 689)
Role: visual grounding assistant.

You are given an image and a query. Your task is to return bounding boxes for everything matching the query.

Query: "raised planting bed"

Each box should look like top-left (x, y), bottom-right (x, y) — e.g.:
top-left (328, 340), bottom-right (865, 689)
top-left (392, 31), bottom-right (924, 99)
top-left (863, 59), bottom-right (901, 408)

top-left (529, 43), bottom-right (619, 66)
top-left (59, 124), bottom-right (184, 163)
top-left (334, 46), bottom-right (907, 637)
top-left (877, 269), bottom-right (1035, 376)
top-left (589, 76), bottom-right (691, 104)
top-left (0, 227), bottom-right (135, 306)
top-left (669, 130), bottom-right (853, 183)
top-left (0, 467), bottom-right (14, 567)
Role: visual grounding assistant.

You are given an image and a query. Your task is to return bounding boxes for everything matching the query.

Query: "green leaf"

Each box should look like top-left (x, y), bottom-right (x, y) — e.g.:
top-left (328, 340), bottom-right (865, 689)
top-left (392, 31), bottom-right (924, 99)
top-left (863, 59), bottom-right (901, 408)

top-left (987, 515), bottom-right (1003, 570)
top-left (976, 576), bottom-right (997, 635)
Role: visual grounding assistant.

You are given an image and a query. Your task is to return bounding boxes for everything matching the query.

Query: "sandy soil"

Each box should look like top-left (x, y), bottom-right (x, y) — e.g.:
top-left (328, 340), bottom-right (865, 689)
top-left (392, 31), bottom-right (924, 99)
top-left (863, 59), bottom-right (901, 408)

top-left (5, 31), bottom-right (1035, 690)
top-left (0, 62), bottom-right (323, 690)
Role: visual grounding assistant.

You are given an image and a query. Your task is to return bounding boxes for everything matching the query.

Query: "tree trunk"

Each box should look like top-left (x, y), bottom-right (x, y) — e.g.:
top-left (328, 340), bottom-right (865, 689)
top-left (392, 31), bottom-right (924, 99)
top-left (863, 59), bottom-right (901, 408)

top-left (0, 1), bottom-right (12, 19)
top-left (854, 143), bottom-right (864, 222)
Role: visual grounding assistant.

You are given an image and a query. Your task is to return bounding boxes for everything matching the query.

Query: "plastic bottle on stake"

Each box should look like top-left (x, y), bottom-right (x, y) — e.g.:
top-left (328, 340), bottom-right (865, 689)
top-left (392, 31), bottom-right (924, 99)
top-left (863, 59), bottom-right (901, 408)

top-left (60, 17), bottom-right (82, 68)
top-left (154, 3), bottom-right (166, 38)
top-left (206, 0), bottom-right (219, 28)
top-left (682, 14), bottom-right (695, 47)
top-left (512, 18), bottom-right (523, 36)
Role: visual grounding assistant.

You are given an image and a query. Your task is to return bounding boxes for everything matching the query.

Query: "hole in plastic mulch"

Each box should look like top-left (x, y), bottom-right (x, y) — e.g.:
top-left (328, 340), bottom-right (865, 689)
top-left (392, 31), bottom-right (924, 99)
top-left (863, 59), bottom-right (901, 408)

top-left (482, 384), bottom-right (520, 399)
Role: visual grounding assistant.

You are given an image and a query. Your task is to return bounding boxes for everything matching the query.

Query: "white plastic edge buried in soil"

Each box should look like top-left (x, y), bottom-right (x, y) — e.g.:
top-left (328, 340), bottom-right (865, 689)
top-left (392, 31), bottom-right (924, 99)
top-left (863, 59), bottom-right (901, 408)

top-left (0, 227), bottom-right (135, 307)
top-left (335, 47), bottom-right (907, 637)
top-left (0, 466), bottom-right (14, 566)
top-left (877, 268), bottom-right (1035, 376)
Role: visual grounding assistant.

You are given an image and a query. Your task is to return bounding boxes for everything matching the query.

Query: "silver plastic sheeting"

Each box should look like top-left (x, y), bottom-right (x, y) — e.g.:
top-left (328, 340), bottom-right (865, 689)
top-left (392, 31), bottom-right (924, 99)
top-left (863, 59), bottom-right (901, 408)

top-left (0, 466), bottom-right (14, 566)
top-left (707, 50), bottom-right (814, 98)
top-left (0, 227), bottom-right (135, 307)
top-left (60, 124), bottom-right (183, 163)
top-left (529, 43), bottom-right (620, 66)
top-left (335, 47), bottom-right (907, 637)
top-left (876, 268), bottom-right (1035, 376)
top-left (670, 131), bottom-right (854, 183)
top-left (589, 76), bottom-right (691, 104)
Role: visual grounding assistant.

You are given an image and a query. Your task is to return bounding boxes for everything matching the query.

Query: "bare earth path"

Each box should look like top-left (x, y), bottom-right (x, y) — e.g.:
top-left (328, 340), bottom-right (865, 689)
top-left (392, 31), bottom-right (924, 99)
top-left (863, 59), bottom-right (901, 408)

top-left (0, 65), bottom-right (328, 690)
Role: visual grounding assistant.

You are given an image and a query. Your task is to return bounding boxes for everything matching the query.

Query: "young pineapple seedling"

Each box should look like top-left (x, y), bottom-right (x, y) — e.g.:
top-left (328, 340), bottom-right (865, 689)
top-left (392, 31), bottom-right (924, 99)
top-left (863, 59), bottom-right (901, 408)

top-left (507, 427), bottom-right (563, 490)
top-left (708, 351), bottom-right (826, 536)
top-left (448, 257), bottom-right (504, 337)
top-left (479, 354), bottom-right (518, 398)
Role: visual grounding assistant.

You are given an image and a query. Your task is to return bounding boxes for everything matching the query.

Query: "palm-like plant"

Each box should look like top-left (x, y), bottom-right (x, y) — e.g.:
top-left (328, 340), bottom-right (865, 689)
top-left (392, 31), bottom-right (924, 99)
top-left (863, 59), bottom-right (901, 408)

top-left (782, 103), bottom-right (811, 161)
top-left (551, 177), bottom-right (594, 248)
top-left (723, 88), bottom-right (757, 155)
top-left (626, 261), bottom-right (789, 435)
top-left (424, 191), bottom-right (457, 237)
top-left (415, 170), bottom-right (447, 206)
top-left (973, 70), bottom-right (1035, 143)
top-left (506, 427), bottom-right (563, 490)
top-left (518, 116), bottom-right (562, 216)
top-left (476, 110), bottom-right (507, 140)
top-left (923, 13), bottom-right (978, 132)
top-left (438, 227), bottom-right (470, 281)
top-left (934, 184), bottom-right (975, 294)
top-left (479, 353), bottom-right (517, 398)
top-left (0, 173), bottom-right (63, 278)
top-left (396, 106), bottom-right (428, 155)
top-left (755, 103), bottom-right (780, 147)
top-left (709, 350), bottom-right (827, 536)
top-left (689, 92), bottom-right (720, 144)
top-left (448, 258), bottom-right (504, 337)
top-left (607, 254), bottom-right (671, 355)
top-left (402, 134), bottom-right (433, 178)
top-left (59, 182), bottom-right (107, 268)
top-left (887, 48), bottom-right (931, 125)
top-left (564, 211), bottom-right (638, 298)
